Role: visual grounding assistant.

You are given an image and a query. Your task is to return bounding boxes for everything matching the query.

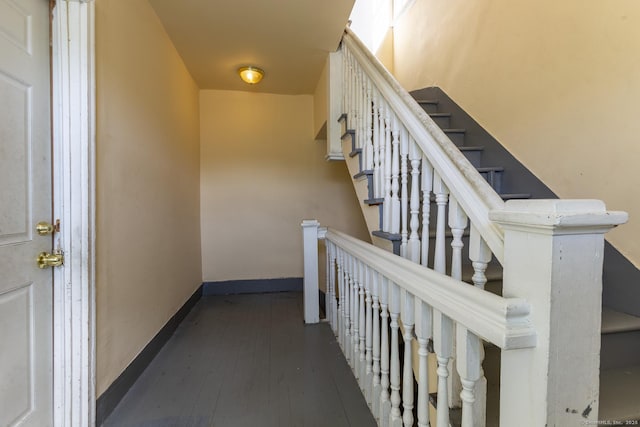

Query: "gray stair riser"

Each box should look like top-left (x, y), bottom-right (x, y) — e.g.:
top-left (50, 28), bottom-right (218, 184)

top-left (600, 330), bottom-right (640, 370)
top-left (460, 148), bottom-right (483, 167)
top-left (479, 169), bottom-right (503, 193)
top-left (416, 100), bottom-right (439, 113)
top-left (444, 130), bottom-right (466, 146)
top-left (429, 113), bottom-right (451, 128)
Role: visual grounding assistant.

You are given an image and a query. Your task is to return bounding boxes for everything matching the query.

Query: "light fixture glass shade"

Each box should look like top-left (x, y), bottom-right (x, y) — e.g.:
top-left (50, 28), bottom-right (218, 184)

top-left (238, 66), bottom-right (264, 84)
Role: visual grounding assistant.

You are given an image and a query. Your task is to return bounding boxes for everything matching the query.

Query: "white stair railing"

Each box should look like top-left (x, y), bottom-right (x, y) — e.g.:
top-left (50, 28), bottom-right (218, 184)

top-left (302, 26), bottom-right (627, 427)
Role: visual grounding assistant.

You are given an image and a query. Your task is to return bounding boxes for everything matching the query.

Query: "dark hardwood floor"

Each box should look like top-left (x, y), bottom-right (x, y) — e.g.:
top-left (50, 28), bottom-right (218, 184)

top-left (102, 292), bottom-right (376, 427)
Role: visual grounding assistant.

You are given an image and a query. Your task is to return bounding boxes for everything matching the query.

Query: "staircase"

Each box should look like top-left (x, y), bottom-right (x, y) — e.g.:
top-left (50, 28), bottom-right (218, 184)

top-left (341, 83), bottom-right (640, 425)
top-left (305, 27), bottom-right (640, 426)
top-left (416, 87), bottom-right (640, 423)
top-left (341, 84), bottom-right (640, 426)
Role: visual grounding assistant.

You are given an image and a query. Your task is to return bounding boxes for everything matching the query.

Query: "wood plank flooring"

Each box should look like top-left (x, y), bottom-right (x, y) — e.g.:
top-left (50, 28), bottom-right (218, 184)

top-left (102, 292), bottom-right (376, 427)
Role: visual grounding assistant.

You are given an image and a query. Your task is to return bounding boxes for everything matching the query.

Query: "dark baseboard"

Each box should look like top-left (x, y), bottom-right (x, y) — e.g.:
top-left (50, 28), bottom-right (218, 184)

top-left (95, 284), bottom-right (203, 426)
top-left (203, 277), bottom-right (302, 295)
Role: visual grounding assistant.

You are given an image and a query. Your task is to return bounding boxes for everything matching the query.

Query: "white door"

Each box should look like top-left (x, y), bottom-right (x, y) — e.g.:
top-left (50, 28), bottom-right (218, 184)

top-left (0, 0), bottom-right (54, 425)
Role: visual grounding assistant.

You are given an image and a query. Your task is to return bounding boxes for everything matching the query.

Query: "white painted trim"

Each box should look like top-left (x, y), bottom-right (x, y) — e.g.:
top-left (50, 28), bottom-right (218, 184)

top-left (301, 220), bottom-right (321, 324)
top-left (326, 51), bottom-right (344, 161)
top-left (51, 1), bottom-right (96, 426)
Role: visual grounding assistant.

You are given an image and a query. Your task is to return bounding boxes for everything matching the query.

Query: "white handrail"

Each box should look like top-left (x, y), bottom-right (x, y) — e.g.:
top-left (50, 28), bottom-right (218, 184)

top-left (325, 228), bottom-right (535, 350)
top-left (342, 28), bottom-right (507, 263)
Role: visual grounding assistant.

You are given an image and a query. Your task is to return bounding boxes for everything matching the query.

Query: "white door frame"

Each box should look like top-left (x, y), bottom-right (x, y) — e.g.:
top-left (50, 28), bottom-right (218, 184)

top-left (51, 1), bottom-right (96, 425)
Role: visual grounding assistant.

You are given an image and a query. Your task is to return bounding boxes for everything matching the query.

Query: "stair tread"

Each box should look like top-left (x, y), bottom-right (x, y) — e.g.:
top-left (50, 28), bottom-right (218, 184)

top-left (602, 307), bottom-right (640, 334)
top-left (371, 230), bottom-right (401, 241)
top-left (365, 198), bottom-right (384, 206)
top-left (459, 145), bottom-right (484, 151)
top-left (499, 193), bottom-right (531, 200)
top-left (477, 166), bottom-right (505, 172)
top-left (353, 169), bottom-right (372, 179)
top-left (341, 129), bottom-right (354, 139)
top-left (429, 112), bottom-right (451, 117)
top-left (416, 99), bottom-right (439, 104)
top-left (600, 365), bottom-right (640, 420)
top-left (443, 128), bottom-right (466, 133)
top-left (349, 148), bottom-right (361, 158)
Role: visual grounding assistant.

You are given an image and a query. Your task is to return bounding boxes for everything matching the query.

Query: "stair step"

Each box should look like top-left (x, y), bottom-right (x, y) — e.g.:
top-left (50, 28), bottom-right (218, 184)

top-left (459, 145), bottom-right (484, 167)
top-left (371, 230), bottom-right (401, 241)
top-left (443, 128), bottom-right (466, 146)
top-left (364, 198), bottom-right (384, 206)
top-left (353, 169), bottom-right (372, 180)
top-left (340, 129), bottom-right (354, 140)
top-left (601, 307), bottom-right (640, 334)
top-left (601, 308), bottom-right (640, 370)
top-left (348, 147), bottom-right (361, 158)
top-left (477, 166), bottom-right (504, 193)
top-left (499, 193), bottom-right (531, 200)
top-left (600, 365), bottom-right (640, 421)
top-left (429, 112), bottom-right (451, 128)
top-left (371, 230), bottom-right (401, 254)
top-left (429, 393), bottom-right (463, 427)
top-left (415, 99), bottom-right (439, 113)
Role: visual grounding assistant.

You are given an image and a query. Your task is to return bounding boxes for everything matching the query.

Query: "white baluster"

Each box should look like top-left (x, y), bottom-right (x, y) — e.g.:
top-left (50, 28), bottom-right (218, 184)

top-left (365, 265), bottom-right (373, 402)
top-left (457, 326), bottom-right (481, 427)
top-left (344, 49), bottom-right (351, 129)
top-left (470, 224), bottom-right (491, 290)
top-left (408, 139), bottom-right (421, 263)
top-left (402, 291), bottom-right (415, 427)
top-left (344, 252), bottom-right (352, 363)
top-left (379, 277), bottom-right (391, 427)
top-left (469, 224), bottom-right (491, 425)
top-left (421, 156), bottom-right (434, 267)
top-left (330, 243), bottom-right (338, 333)
top-left (359, 261), bottom-right (367, 387)
top-left (336, 247), bottom-right (344, 348)
top-left (390, 114), bottom-right (401, 234)
top-left (352, 256), bottom-right (360, 374)
top-left (356, 65), bottom-right (363, 152)
top-left (434, 311), bottom-right (453, 427)
top-left (400, 127), bottom-right (409, 258)
top-left (325, 241), bottom-right (332, 329)
top-left (349, 57), bottom-right (358, 130)
top-left (345, 254), bottom-right (355, 369)
top-left (342, 48), bottom-right (349, 128)
top-left (342, 47), bottom-right (347, 121)
top-left (448, 196), bottom-right (468, 410)
top-left (389, 282), bottom-right (402, 427)
top-left (383, 103), bottom-right (392, 232)
top-left (449, 196), bottom-right (468, 281)
top-left (416, 301), bottom-right (432, 427)
top-left (372, 270), bottom-right (382, 416)
top-left (365, 78), bottom-right (374, 171)
top-left (373, 90), bottom-right (382, 198)
top-left (433, 173), bottom-right (449, 274)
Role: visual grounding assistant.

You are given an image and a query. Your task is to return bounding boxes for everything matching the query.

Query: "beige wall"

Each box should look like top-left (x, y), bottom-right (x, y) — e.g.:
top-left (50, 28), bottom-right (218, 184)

top-left (200, 90), bottom-right (370, 282)
top-left (313, 61), bottom-right (328, 139)
top-left (95, 0), bottom-right (202, 395)
top-left (392, 0), bottom-right (640, 267)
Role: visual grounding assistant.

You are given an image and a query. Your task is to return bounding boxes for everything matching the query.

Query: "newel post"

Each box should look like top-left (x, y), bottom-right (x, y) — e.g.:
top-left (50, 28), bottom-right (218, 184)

top-left (490, 200), bottom-right (627, 426)
top-left (302, 220), bottom-right (325, 324)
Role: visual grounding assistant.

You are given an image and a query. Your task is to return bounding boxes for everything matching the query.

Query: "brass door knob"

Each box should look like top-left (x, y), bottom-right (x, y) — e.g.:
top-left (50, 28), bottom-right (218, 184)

top-left (37, 251), bottom-right (64, 269)
top-left (36, 221), bottom-right (55, 236)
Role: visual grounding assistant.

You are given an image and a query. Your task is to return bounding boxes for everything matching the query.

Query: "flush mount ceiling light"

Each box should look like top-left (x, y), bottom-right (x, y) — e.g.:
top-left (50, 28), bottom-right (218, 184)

top-left (238, 66), bottom-right (264, 84)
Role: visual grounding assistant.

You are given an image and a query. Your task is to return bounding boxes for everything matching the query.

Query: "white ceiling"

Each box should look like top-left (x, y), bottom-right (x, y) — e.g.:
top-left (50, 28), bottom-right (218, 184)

top-left (148, 0), bottom-right (355, 95)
